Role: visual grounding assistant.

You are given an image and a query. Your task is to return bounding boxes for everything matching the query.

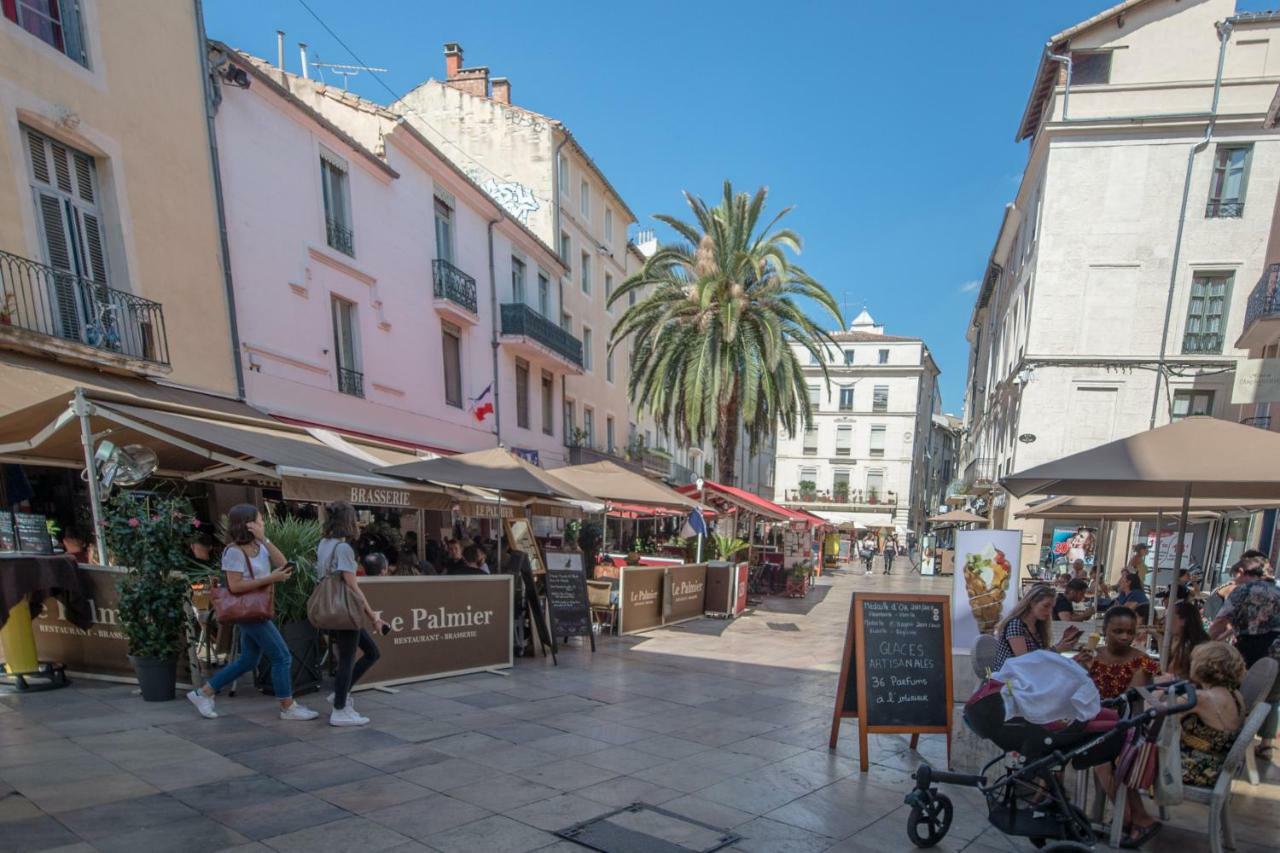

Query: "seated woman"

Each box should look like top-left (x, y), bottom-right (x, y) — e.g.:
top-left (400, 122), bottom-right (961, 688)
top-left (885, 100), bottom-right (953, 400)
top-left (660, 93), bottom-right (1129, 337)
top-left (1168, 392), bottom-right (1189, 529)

top-left (1179, 641), bottom-right (1245, 788)
top-left (993, 584), bottom-right (1081, 671)
top-left (1112, 571), bottom-right (1150, 612)
top-left (1077, 606), bottom-right (1162, 848)
top-left (1164, 599), bottom-right (1210, 681)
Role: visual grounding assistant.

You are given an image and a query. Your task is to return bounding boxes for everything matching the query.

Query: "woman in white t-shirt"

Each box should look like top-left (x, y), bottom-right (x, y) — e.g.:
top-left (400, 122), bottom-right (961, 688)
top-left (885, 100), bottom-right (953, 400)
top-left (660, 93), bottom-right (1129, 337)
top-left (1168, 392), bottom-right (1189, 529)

top-left (187, 504), bottom-right (318, 721)
top-left (316, 501), bottom-right (386, 726)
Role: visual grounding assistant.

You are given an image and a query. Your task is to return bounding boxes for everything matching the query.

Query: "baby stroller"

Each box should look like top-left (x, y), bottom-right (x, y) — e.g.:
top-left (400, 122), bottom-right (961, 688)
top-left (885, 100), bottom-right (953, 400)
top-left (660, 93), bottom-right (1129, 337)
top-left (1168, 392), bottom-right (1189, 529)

top-left (903, 678), bottom-right (1197, 851)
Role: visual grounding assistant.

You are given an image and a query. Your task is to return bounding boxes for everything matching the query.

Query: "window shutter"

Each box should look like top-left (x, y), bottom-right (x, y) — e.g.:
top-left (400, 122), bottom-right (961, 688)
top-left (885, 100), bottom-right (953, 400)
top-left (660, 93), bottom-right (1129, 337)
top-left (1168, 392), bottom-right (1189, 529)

top-left (59, 0), bottom-right (87, 66)
top-left (36, 191), bottom-right (83, 339)
top-left (25, 127), bottom-right (50, 185)
top-left (72, 149), bottom-right (94, 203)
top-left (50, 140), bottom-right (73, 194)
top-left (79, 210), bottom-right (107, 282)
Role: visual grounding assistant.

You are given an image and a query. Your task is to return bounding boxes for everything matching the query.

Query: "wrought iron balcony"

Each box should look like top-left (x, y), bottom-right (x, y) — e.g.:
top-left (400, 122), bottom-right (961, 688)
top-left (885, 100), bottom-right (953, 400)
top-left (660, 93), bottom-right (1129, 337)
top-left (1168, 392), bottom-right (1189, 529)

top-left (432, 259), bottom-right (477, 315)
top-left (0, 249), bottom-right (169, 366)
top-left (1241, 263), bottom-right (1280, 348)
top-left (326, 217), bottom-right (355, 256)
top-left (336, 365), bottom-right (364, 397)
top-left (783, 489), bottom-right (897, 508)
top-left (961, 456), bottom-right (997, 493)
top-left (1206, 199), bottom-right (1244, 219)
top-left (500, 303), bottom-right (583, 367)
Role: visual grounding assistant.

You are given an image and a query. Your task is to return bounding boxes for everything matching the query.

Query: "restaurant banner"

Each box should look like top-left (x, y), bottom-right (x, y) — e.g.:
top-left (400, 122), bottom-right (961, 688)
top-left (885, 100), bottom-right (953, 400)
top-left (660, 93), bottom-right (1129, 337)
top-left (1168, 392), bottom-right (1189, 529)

top-left (357, 575), bottom-right (512, 686)
top-left (952, 529), bottom-right (1021, 653)
top-left (663, 563), bottom-right (707, 625)
top-left (281, 475), bottom-right (451, 510)
top-left (618, 566), bottom-right (664, 634)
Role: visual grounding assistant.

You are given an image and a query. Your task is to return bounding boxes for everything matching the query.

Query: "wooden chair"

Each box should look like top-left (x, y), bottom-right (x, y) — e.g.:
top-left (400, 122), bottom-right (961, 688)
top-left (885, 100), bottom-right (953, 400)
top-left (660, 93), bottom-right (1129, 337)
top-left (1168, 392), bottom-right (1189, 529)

top-left (1239, 657), bottom-right (1278, 786)
top-left (587, 581), bottom-right (616, 635)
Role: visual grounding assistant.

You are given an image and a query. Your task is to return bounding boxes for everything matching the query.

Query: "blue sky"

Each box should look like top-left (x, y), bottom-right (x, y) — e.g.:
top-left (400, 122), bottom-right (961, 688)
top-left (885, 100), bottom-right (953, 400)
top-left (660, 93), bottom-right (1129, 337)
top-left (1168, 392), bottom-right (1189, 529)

top-left (203, 0), bottom-right (1275, 413)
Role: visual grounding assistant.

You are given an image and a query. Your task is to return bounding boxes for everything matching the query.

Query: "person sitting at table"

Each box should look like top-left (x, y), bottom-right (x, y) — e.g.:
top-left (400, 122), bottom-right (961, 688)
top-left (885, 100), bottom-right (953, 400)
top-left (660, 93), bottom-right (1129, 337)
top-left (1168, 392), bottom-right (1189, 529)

top-left (993, 584), bottom-right (1082, 670)
top-left (446, 544), bottom-right (489, 575)
top-left (440, 538), bottom-right (466, 573)
top-left (59, 523), bottom-right (96, 564)
top-left (1165, 599), bottom-right (1210, 680)
top-left (1112, 571), bottom-right (1149, 611)
top-left (1179, 641), bottom-right (1245, 787)
top-left (1054, 578), bottom-right (1095, 622)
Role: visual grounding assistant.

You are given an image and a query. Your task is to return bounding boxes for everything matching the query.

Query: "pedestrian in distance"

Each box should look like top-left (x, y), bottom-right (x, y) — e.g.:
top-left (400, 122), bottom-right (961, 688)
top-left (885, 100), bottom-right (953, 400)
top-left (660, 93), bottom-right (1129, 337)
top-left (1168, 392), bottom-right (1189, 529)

top-left (187, 504), bottom-right (319, 722)
top-left (316, 500), bottom-right (387, 727)
top-left (883, 538), bottom-right (896, 575)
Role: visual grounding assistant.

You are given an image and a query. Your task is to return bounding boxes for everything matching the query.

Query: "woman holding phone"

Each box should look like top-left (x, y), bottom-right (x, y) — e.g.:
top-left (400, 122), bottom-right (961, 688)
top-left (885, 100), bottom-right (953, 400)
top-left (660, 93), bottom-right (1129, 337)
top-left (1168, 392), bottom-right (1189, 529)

top-left (316, 501), bottom-right (387, 726)
top-left (993, 584), bottom-right (1082, 671)
top-left (187, 504), bottom-right (318, 721)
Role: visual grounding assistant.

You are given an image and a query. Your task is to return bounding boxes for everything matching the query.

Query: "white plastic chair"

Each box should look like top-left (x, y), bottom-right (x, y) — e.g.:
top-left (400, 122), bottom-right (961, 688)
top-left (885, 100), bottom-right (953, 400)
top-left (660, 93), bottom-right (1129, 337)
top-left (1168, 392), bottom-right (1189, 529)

top-left (1239, 658), bottom-right (1278, 786)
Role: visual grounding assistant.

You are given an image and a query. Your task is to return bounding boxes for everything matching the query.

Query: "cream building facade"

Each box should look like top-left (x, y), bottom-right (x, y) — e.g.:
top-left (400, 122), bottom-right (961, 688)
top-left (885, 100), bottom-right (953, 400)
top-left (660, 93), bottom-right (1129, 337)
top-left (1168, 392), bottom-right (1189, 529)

top-left (396, 45), bottom-right (635, 467)
top-left (960, 0), bottom-right (1280, 572)
top-left (775, 310), bottom-right (940, 535)
top-left (0, 0), bottom-right (236, 393)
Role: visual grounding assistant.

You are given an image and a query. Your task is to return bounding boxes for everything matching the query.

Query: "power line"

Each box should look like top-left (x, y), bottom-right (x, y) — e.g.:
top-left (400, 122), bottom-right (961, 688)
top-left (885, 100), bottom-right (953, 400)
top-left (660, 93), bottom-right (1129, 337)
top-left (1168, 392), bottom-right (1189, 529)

top-left (293, 0), bottom-right (521, 190)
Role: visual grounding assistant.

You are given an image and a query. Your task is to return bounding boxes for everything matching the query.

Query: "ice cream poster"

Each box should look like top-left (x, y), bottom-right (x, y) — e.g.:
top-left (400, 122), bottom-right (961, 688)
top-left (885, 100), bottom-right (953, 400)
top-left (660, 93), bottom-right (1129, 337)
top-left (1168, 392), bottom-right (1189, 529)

top-left (952, 529), bottom-right (1022, 652)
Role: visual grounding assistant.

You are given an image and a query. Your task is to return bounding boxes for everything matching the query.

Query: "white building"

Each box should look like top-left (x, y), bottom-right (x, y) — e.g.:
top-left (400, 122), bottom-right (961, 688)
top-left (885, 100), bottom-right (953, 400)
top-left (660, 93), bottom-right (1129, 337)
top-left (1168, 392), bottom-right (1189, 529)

top-left (211, 45), bottom-right (575, 465)
top-left (960, 0), bottom-right (1280, 571)
top-left (775, 310), bottom-right (940, 535)
top-left (395, 44), bottom-right (635, 467)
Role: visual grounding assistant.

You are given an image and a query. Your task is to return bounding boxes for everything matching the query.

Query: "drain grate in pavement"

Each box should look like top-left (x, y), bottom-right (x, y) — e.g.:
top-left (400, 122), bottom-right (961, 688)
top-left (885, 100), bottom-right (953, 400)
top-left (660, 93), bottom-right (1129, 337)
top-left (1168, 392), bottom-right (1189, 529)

top-left (557, 803), bottom-right (740, 853)
top-left (766, 622), bottom-right (800, 632)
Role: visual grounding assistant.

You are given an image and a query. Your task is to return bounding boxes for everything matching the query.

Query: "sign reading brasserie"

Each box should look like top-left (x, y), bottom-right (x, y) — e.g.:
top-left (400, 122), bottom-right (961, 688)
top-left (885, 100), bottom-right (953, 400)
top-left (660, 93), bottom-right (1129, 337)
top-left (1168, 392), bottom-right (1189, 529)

top-left (829, 592), bottom-right (953, 771)
top-left (281, 476), bottom-right (450, 510)
top-left (357, 575), bottom-right (512, 686)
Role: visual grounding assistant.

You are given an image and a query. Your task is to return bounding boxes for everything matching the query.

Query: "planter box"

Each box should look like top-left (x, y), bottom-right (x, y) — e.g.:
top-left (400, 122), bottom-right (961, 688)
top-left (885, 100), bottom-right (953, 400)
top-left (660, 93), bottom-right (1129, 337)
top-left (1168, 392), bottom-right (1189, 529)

top-left (255, 621), bottom-right (322, 696)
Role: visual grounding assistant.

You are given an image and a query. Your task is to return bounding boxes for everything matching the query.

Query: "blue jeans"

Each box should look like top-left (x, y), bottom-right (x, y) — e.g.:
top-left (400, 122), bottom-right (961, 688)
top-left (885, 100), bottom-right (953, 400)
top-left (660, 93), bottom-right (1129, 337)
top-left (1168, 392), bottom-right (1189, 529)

top-left (208, 620), bottom-right (292, 699)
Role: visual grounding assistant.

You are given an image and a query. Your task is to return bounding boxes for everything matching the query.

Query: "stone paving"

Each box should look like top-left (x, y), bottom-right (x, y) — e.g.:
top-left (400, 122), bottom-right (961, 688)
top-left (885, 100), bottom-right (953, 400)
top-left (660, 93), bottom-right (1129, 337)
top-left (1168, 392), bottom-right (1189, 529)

top-left (2, 563), bottom-right (1277, 852)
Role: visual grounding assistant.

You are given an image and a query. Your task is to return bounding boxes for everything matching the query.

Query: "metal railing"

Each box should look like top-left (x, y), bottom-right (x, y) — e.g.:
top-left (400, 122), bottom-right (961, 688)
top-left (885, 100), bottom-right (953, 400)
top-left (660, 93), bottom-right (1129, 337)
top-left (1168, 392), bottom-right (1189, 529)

top-left (669, 461), bottom-right (697, 487)
top-left (1182, 331), bottom-right (1224, 354)
top-left (326, 217), bottom-right (355, 256)
top-left (1241, 415), bottom-right (1272, 430)
top-left (641, 448), bottom-right (671, 478)
top-left (500, 303), bottom-right (583, 367)
top-left (1206, 199), bottom-right (1244, 218)
top-left (1244, 263), bottom-right (1280, 333)
top-left (783, 489), bottom-right (897, 506)
top-left (0, 249), bottom-right (169, 366)
top-left (336, 365), bottom-right (364, 397)
top-left (432, 259), bottom-right (477, 314)
top-left (961, 456), bottom-right (997, 492)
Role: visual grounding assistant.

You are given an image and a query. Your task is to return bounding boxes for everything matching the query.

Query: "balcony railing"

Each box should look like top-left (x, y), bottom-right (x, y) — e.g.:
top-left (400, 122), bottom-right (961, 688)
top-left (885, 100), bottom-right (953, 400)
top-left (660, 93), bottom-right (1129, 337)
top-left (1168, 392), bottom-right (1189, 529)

top-left (0, 249), bottom-right (169, 366)
top-left (640, 448), bottom-right (672, 479)
top-left (326, 217), bottom-right (355, 256)
top-left (669, 461), bottom-right (697, 487)
top-left (783, 489), bottom-right (898, 507)
top-left (1206, 199), bottom-right (1244, 219)
top-left (432, 259), bottom-right (477, 315)
top-left (336, 365), bottom-right (364, 397)
top-left (500, 303), bottom-right (583, 367)
top-left (961, 456), bottom-right (997, 493)
top-left (1244, 263), bottom-right (1280, 333)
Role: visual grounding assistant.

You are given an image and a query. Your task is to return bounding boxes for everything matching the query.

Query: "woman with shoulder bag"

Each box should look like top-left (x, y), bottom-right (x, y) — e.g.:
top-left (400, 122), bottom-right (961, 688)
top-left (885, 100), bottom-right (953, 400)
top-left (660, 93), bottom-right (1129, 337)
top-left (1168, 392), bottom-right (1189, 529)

top-left (187, 504), bottom-right (319, 721)
top-left (315, 501), bottom-right (387, 726)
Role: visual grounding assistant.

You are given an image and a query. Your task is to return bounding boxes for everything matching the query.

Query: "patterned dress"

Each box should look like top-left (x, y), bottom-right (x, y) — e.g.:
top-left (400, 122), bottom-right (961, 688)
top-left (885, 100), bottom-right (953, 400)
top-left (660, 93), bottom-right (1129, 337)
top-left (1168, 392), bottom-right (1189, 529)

top-left (1180, 693), bottom-right (1243, 787)
top-left (1225, 580), bottom-right (1280, 667)
top-left (994, 618), bottom-right (1042, 671)
top-left (1085, 653), bottom-right (1160, 699)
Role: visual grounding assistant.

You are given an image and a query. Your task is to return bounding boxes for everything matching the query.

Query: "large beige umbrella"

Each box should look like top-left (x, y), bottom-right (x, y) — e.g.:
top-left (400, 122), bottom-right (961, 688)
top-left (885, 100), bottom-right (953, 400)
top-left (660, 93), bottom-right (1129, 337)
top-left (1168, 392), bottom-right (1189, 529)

top-left (927, 509), bottom-right (988, 525)
top-left (1002, 417), bottom-right (1280, 657)
top-left (378, 446), bottom-right (597, 502)
top-left (1013, 495), bottom-right (1280, 519)
top-left (551, 460), bottom-right (700, 510)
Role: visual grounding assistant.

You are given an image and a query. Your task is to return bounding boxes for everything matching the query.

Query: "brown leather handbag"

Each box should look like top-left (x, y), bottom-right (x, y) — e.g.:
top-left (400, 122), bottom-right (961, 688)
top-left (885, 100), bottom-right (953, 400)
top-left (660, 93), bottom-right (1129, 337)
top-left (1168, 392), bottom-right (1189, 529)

top-left (210, 545), bottom-right (274, 624)
top-left (306, 543), bottom-right (367, 630)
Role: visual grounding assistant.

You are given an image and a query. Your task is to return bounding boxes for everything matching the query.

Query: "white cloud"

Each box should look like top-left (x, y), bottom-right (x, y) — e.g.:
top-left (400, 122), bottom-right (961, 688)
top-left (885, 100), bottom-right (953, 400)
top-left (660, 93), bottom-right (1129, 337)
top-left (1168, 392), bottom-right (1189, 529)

top-left (958, 279), bottom-right (980, 294)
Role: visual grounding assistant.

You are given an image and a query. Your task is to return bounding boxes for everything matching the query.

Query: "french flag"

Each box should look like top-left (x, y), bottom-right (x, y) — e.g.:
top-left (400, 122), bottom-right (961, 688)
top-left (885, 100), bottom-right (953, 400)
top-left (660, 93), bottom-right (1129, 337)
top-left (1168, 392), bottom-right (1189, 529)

top-left (469, 384), bottom-right (494, 423)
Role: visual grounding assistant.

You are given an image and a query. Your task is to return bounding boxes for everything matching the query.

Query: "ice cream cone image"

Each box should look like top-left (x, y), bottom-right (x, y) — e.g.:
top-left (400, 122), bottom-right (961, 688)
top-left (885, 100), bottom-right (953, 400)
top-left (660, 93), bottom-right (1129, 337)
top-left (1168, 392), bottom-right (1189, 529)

top-left (963, 543), bottom-right (1012, 633)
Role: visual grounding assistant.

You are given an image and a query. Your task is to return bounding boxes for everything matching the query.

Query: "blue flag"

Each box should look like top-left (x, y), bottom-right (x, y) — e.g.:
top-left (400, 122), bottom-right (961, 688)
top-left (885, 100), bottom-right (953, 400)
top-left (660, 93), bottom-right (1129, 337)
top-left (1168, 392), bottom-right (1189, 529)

top-left (687, 508), bottom-right (707, 536)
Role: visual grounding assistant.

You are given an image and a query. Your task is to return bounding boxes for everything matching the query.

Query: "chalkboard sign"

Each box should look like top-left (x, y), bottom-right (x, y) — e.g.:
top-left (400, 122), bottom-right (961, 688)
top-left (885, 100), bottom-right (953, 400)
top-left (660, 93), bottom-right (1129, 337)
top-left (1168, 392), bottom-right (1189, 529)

top-left (829, 593), bottom-right (953, 771)
top-left (0, 513), bottom-right (17, 552)
top-left (15, 513), bottom-right (53, 554)
top-left (543, 550), bottom-right (595, 652)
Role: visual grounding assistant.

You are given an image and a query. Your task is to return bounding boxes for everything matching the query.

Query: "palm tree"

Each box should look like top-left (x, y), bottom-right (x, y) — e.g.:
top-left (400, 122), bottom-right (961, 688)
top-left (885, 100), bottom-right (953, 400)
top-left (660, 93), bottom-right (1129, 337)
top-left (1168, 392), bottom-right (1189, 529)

top-left (608, 182), bottom-right (842, 486)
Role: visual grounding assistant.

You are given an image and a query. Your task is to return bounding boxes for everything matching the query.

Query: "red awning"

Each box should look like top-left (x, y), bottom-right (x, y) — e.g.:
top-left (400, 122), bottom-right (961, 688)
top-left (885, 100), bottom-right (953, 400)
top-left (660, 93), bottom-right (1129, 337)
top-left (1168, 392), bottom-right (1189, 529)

top-left (607, 501), bottom-right (717, 519)
top-left (675, 480), bottom-right (812, 525)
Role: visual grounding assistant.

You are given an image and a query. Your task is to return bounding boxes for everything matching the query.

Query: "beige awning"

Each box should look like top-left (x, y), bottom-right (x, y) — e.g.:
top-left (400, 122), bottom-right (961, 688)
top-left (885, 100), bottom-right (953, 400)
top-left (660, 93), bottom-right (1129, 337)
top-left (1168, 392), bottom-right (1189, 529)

top-left (1013, 495), bottom-right (1280, 520)
top-left (1001, 416), bottom-right (1280, 500)
top-left (927, 509), bottom-right (989, 525)
top-left (377, 447), bottom-right (599, 503)
top-left (550, 460), bottom-right (700, 510)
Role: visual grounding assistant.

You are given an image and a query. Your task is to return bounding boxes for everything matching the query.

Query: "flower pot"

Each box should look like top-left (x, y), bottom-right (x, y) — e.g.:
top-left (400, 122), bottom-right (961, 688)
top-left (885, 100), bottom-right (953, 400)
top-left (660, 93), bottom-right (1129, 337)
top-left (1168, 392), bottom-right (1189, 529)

top-left (128, 654), bottom-right (177, 701)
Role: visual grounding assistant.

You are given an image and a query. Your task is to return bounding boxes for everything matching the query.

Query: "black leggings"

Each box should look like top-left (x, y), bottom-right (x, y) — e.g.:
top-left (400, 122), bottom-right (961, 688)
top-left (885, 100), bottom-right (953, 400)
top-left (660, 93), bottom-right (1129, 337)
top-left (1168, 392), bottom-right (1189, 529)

top-left (333, 628), bottom-right (380, 709)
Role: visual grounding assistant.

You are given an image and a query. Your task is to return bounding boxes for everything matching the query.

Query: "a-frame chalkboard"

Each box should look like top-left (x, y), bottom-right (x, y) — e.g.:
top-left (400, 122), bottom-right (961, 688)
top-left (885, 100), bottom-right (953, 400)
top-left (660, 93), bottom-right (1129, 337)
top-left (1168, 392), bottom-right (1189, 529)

top-left (828, 593), bottom-right (953, 771)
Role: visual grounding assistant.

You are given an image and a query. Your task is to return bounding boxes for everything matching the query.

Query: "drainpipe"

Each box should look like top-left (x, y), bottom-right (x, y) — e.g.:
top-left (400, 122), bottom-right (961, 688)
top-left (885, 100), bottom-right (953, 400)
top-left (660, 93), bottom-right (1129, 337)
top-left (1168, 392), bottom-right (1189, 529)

top-left (488, 217), bottom-right (502, 445)
top-left (194, 0), bottom-right (246, 399)
top-left (552, 133), bottom-right (569, 316)
top-left (1149, 19), bottom-right (1234, 429)
top-left (1045, 51), bottom-right (1072, 122)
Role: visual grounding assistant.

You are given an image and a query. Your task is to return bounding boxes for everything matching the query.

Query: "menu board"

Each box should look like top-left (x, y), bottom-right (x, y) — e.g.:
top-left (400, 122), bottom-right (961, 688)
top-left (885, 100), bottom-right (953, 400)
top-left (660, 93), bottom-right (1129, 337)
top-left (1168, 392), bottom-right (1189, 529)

top-left (543, 550), bottom-right (594, 650)
top-left (829, 593), bottom-right (953, 771)
top-left (0, 513), bottom-right (17, 552)
top-left (6, 513), bottom-right (54, 554)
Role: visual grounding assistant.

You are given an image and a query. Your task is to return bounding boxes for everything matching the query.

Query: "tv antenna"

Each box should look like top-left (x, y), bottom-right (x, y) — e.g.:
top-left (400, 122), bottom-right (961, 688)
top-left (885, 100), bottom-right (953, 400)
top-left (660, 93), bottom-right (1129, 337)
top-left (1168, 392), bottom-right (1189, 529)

top-left (311, 60), bottom-right (388, 90)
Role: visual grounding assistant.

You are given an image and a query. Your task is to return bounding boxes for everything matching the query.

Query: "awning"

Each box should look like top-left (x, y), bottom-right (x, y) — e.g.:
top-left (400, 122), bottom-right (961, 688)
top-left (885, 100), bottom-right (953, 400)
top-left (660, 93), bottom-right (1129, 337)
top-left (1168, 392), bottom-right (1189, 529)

top-left (927, 509), bottom-right (989, 525)
top-left (377, 447), bottom-right (599, 503)
top-left (674, 479), bottom-right (810, 525)
top-left (552, 460), bottom-right (701, 511)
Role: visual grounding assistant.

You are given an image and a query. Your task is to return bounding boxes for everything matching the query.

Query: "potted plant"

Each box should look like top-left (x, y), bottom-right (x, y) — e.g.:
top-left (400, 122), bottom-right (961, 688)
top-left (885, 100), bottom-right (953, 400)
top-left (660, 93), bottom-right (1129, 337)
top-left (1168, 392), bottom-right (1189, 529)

top-left (713, 534), bottom-right (749, 562)
top-left (832, 482), bottom-right (849, 504)
top-left (868, 487), bottom-right (880, 505)
top-left (798, 479), bottom-right (817, 501)
top-left (102, 491), bottom-right (198, 701)
top-left (786, 561), bottom-right (812, 597)
top-left (255, 513), bottom-right (322, 695)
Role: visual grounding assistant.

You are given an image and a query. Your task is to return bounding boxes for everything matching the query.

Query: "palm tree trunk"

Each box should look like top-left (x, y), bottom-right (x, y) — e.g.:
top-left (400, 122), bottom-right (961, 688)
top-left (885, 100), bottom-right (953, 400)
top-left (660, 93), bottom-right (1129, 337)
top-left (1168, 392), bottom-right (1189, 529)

top-left (714, 391), bottom-right (740, 486)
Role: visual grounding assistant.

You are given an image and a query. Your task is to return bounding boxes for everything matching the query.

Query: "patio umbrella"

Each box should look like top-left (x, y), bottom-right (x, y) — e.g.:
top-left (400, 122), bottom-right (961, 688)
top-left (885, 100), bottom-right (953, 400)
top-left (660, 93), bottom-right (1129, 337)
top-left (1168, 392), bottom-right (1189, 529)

top-left (551, 460), bottom-right (701, 510)
top-left (927, 509), bottom-right (988, 525)
top-left (377, 447), bottom-right (597, 502)
top-left (1001, 417), bottom-right (1280, 658)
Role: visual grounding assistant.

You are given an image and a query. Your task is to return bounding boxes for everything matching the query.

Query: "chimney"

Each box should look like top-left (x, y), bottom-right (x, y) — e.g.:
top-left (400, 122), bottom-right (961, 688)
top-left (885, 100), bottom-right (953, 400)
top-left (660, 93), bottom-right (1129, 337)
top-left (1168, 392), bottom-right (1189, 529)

top-left (444, 42), bottom-right (463, 78)
top-left (491, 77), bottom-right (511, 104)
top-left (442, 41), bottom-right (491, 99)
top-left (299, 42), bottom-right (309, 79)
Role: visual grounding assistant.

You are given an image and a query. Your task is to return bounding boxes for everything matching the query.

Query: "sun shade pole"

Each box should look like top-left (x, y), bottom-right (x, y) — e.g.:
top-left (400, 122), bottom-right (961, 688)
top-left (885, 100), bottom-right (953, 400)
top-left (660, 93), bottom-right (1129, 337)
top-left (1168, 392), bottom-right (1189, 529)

top-left (73, 390), bottom-right (106, 547)
top-left (1161, 484), bottom-right (1192, 662)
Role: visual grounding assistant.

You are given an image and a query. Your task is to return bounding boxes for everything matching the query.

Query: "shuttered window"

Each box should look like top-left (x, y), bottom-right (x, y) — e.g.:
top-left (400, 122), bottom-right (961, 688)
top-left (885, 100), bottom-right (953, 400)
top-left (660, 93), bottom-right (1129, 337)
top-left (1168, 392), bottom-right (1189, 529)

top-left (442, 322), bottom-right (462, 408)
top-left (835, 425), bottom-right (852, 456)
top-left (24, 124), bottom-right (107, 341)
top-left (5, 0), bottom-right (88, 66)
top-left (869, 425), bottom-right (886, 458)
top-left (515, 359), bottom-right (530, 429)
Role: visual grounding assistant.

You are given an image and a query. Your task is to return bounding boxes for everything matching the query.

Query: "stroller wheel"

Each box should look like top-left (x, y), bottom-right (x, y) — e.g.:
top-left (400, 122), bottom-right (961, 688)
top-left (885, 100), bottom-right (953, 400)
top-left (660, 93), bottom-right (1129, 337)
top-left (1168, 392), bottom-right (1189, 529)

top-left (906, 793), bottom-right (952, 848)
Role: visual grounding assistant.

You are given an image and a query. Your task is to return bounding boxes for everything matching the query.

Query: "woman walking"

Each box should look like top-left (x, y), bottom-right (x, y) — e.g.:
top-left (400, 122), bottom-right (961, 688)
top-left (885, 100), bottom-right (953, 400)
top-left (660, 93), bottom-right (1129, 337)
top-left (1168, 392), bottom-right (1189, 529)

top-left (317, 501), bottom-right (386, 726)
top-left (187, 505), bottom-right (318, 721)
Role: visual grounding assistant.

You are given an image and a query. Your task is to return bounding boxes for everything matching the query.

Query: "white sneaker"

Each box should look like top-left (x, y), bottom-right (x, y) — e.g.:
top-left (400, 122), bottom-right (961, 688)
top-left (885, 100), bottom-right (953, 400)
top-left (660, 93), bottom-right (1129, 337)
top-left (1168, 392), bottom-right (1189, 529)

top-left (326, 692), bottom-right (356, 713)
top-left (279, 701), bottom-right (319, 721)
top-left (187, 689), bottom-right (217, 719)
top-left (329, 706), bottom-right (370, 727)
